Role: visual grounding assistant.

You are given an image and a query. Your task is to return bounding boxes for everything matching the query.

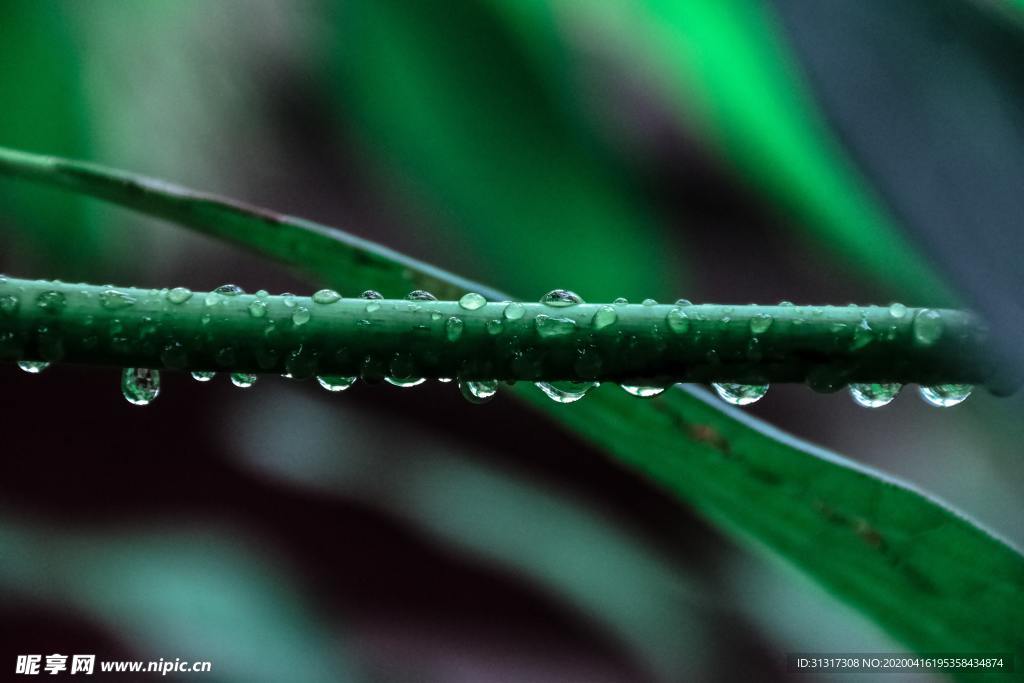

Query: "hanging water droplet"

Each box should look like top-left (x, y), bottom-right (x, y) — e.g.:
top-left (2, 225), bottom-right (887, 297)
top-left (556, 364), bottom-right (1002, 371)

top-left (17, 360), bottom-right (50, 374)
top-left (712, 383), bottom-right (768, 406)
top-left (919, 384), bottom-right (972, 407)
top-left (912, 309), bottom-right (943, 346)
top-left (317, 375), bottom-right (357, 392)
top-left (621, 384), bottom-right (666, 398)
top-left (0, 294), bottom-right (19, 316)
top-left (230, 373), bottom-right (258, 388)
top-left (100, 289), bottom-right (136, 310)
top-left (122, 367), bottom-right (160, 406)
top-left (849, 383), bottom-right (901, 408)
top-left (535, 380), bottom-right (596, 403)
top-left (485, 319), bottom-right (503, 335)
top-left (459, 292), bottom-right (487, 310)
top-left (535, 314), bottom-right (576, 338)
top-left (191, 371), bottom-right (216, 382)
top-left (888, 302), bottom-right (907, 319)
top-left (312, 288), bottom-right (342, 304)
top-left (446, 316), bottom-right (464, 341)
top-left (248, 300), bottom-right (267, 318)
top-left (503, 302), bottom-right (526, 320)
top-left (666, 307), bottom-right (689, 334)
top-left (540, 289), bottom-right (583, 307)
top-left (749, 313), bottom-right (773, 335)
top-left (292, 307), bottom-right (311, 326)
top-left (385, 375), bottom-right (426, 387)
top-left (35, 290), bottom-right (66, 314)
top-left (593, 305), bottom-right (618, 330)
top-left (386, 353), bottom-right (425, 387)
top-left (406, 290), bottom-right (437, 301)
top-left (459, 379), bottom-right (498, 404)
top-left (166, 287), bottom-right (193, 304)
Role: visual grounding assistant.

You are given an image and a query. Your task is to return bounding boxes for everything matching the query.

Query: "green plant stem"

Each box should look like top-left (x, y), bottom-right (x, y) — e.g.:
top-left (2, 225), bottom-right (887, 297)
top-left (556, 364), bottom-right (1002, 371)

top-left (0, 277), bottom-right (997, 387)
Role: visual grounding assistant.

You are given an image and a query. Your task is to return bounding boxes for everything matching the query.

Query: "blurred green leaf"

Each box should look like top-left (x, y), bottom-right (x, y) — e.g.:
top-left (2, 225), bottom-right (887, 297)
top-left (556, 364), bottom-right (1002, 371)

top-left (0, 2), bottom-right (103, 276)
top-left (0, 516), bottom-right (360, 683)
top-left (2, 146), bottom-right (1020, 659)
top-left (484, 0), bottom-right (952, 303)
top-left (326, 0), bottom-right (682, 302)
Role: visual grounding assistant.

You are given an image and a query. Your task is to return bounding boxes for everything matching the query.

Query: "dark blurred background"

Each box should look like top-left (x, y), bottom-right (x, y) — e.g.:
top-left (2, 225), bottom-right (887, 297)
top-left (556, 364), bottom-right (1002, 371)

top-left (2, 1), bottom-right (1023, 681)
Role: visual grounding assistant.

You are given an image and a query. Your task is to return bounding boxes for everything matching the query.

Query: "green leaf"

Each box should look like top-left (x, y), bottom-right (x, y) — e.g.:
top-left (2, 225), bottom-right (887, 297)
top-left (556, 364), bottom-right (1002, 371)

top-left (0, 1), bottom-right (103, 276)
top-left (482, 0), bottom-right (955, 304)
top-left (0, 146), bottom-right (1021, 659)
top-left (325, 0), bottom-right (682, 302)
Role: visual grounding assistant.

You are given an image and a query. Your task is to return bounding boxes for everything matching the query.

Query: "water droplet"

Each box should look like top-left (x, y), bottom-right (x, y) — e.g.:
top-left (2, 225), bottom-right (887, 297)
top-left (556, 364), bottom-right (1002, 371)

top-left (406, 290), bottom-right (437, 301)
top-left (317, 375), bottom-right (357, 392)
top-left (365, 300), bottom-right (381, 313)
top-left (313, 289), bottom-right (341, 304)
top-left (385, 375), bottom-right (426, 387)
top-left (0, 294), bottom-right (20, 316)
top-left (122, 368), bottom-right (160, 405)
top-left (248, 300), bottom-right (267, 318)
top-left (503, 302), bottom-right (526, 320)
top-left (230, 373), bottom-right (258, 388)
top-left (621, 384), bottom-right (666, 398)
top-left (712, 383), bottom-right (768, 406)
top-left (459, 379), bottom-right (498, 404)
top-left (540, 289), bottom-right (583, 307)
top-left (292, 307), bottom-right (311, 326)
top-left (749, 313), bottom-right (773, 335)
top-left (919, 384), bottom-right (972, 407)
top-left (485, 319), bottom-right (503, 335)
top-left (535, 381), bottom-right (596, 403)
top-left (100, 289), bottom-right (136, 310)
top-left (613, 297), bottom-right (629, 305)
top-left (849, 383), bottom-right (901, 408)
top-left (18, 360), bottom-right (50, 374)
top-left (666, 307), bottom-right (689, 334)
top-left (593, 305), bottom-right (618, 330)
top-left (850, 318), bottom-right (875, 350)
top-left (888, 302), bottom-right (907, 319)
top-left (360, 290), bottom-right (383, 300)
top-left (36, 290), bottom-right (66, 313)
top-left (386, 353), bottom-right (425, 387)
top-left (641, 298), bottom-right (658, 306)
top-left (437, 377), bottom-right (453, 383)
top-left (282, 293), bottom-right (297, 308)
top-left (459, 292), bottom-right (487, 310)
top-left (675, 298), bottom-right (693, 306)
top-left (446, 316), bottom-right (464, 341)
top-left (912, 309), bottom-right (943, 346)
top-left (166, 287), bottom-right (193, 304)
top-left (191, 371), bottom-right (216, 382)
top-left (778, 300), bottom-right (795, 307)
top-left (214, 284), bottom-right (244, 296)
top-left (535, 314), bottom-right (576, 338)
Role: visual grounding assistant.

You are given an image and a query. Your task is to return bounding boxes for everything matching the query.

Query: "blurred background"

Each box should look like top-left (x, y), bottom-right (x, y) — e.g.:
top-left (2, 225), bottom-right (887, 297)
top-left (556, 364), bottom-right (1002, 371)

top-left (2, 1), bottom-right (1023, 680)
